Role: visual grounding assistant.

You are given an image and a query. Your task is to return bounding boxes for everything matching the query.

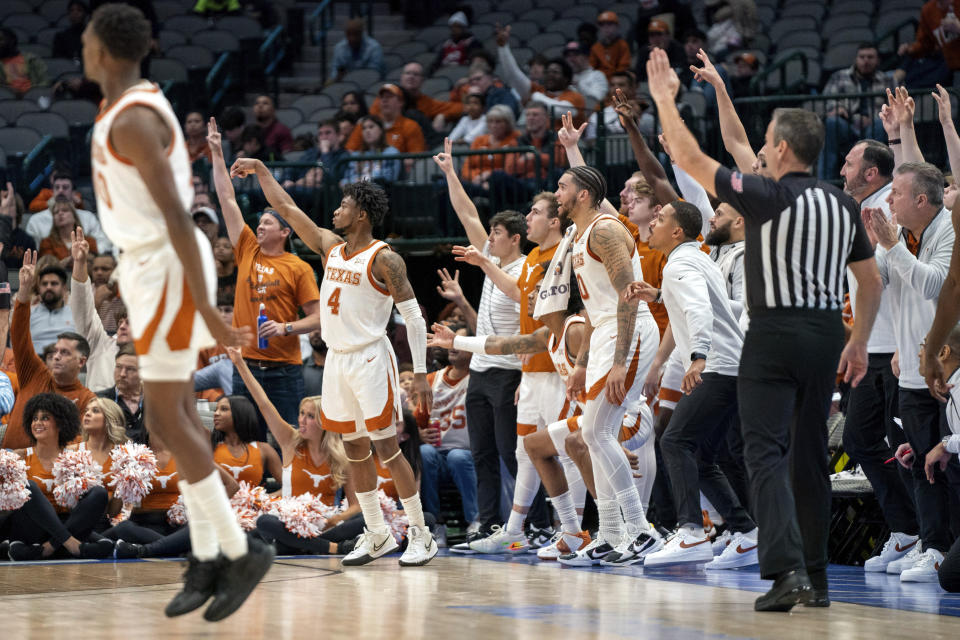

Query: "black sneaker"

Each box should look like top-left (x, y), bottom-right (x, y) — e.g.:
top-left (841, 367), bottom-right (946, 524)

top-left (557, 534), bottom-right (616, 566)
top-left (8, 541), bottom-right (43, 561)
top-left (115, 540), bottom-right (146, 560)
top-left (202, 537), bottom-right (276, 622)
top-left (337, 535), bottom-right (359, 556)
top-left (754, 569), bottom-right (812, 612)
top-left (80, 539), bottom-right (115, 559)
top-left (0, 540), bottom-right (9, 560)
top-left (525, 526), bottom-right (555, 552)
top-left (451, 526), bottom-right (492, 554)
top-left (165, 555), bottom-right (223, 618)
top-left (601, 529), bottom-right (664, 566)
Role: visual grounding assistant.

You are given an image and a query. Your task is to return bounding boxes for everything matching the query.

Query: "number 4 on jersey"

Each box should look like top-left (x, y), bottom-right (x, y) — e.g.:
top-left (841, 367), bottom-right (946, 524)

top-left (327, 287), bottom-right (341, 315)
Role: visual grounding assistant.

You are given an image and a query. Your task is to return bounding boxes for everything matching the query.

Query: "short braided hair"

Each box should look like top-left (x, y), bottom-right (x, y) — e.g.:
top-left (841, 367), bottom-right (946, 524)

top-left (565, 166), bottom-right (607, 208)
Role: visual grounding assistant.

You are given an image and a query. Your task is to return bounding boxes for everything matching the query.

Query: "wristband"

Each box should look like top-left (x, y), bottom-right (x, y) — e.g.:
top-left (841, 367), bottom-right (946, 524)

top-left (887, 138), bottom-right (901, 146)
top-left (653, 288), bottom-right (662, 304)
top-left (452, 335), bottom-right (488, 354)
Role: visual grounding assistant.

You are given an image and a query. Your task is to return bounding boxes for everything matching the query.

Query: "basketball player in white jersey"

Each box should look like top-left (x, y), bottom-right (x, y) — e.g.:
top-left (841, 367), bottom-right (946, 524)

top-left (557, 166), bottom-right (663, 566)
top-left (82, 4), bottom-right (272, 622)
top-left (229, 159), bottom-right (437, 566)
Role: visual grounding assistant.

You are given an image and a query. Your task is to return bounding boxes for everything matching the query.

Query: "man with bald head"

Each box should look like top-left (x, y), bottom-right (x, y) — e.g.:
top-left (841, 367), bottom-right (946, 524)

top-left (367, 62), bottom-right (464, 130)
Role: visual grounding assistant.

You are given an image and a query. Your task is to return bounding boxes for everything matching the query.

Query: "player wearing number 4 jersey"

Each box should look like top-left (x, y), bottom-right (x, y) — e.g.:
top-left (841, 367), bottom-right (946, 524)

top-left (84, 4), bottom-right (271, 622)
top-left (230, 158), bottom-right (437, 567)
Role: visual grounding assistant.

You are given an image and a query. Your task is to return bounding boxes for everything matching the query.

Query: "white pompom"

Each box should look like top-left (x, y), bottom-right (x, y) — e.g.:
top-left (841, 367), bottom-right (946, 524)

top-left (0, 450), bottom-right (31, 511)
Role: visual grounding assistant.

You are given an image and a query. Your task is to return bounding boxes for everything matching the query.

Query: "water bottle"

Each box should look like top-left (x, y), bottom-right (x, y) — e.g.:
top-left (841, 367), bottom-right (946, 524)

top-left (257, 303), bottom-right (269, 349)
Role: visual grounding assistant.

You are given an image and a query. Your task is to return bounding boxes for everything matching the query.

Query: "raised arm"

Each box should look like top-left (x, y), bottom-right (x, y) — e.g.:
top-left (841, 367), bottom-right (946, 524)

top-left (433, 138), bottom-right (488, 248)
top-left (691, 49), bottom-right (756, 172)
top-left (451, 244), bottom-right (521, 302)
top-left (68, 229), bottom-right (110, 355)
top-left (436, 267), bottom-right (477, 332)
top-left (207, 117), bottom-right (245, 246)
top-left (226, 347), bottom-right (299, 452)
top-left (933, 84), bottom-right (960, 182)
top-left (661, 133), bottom-right (714, 235)
top-left (646, 49), bottom-right (722, 197)
top-left (557, 113), bottom-right (619, 217)
top-left (612, 88), bottom-right (678, 205)
top-left (592, 219), bottom-right (640, 405)
top-left (495, 25), bottom-right (532, 102)
top-left (112, 107), bottom-right (247, 348)
top-left (889, 87), bottom-right (923, 165)
top-left (230, 157), bottom-right (342, 261)
top-left (372, 250), bottom-right (432, 414)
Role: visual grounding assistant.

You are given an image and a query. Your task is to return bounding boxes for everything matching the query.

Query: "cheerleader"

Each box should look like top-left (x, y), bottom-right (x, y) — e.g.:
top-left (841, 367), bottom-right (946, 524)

top-left (73, 397), bottom-right (129, 518)
top-left (2, 393), bottom-right (112, 560)
top-left (228, 350), bottom-right (362, 555)
top-left (211, 395), bottom-right (282, 487)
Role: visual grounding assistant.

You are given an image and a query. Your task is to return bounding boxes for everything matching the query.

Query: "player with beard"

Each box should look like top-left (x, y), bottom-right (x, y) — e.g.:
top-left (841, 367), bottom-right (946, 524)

top-left (229, 159), bottom-right (437, 567)
top-left (554, 165), bottom-right (664, 566)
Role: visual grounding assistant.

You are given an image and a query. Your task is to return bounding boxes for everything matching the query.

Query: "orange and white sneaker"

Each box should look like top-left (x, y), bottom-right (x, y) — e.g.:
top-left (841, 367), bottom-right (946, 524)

top-left (643, 527), bottom-right (713, 568)
top-left (537, 530), bottom-right (591, 561)
top-left (467, 525), bottom-right (528, 554)
top-left (705, 530), bottom-right (759, 570)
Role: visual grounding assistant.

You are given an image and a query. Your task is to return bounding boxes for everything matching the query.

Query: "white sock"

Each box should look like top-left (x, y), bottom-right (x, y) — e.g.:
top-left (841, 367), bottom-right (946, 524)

top-left (185, 471), bottom-right (249, 560)
top-left (511, 436), bottom-right (541, 522)
top-left (596, 499), bottom-right (622, 543)
top-left (558, 453), bottom-right (587, 520)
top-left (616, 485), bottom-right (651, 533)
top-left (505, 509), bottom-right (526, 536)
top-left (399, 492), bottom-right (426, 529)
top-left (633, 440), bottom-right (657, 513)
top-left (357, 489), bottom-right (388, 534)
top-left (551, 490), bottom-right (580, 534)
top-left (178, 479), bottom-right (219, 561)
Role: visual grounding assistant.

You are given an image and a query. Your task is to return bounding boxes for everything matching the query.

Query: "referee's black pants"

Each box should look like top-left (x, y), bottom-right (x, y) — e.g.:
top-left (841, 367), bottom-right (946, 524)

top-left (738, 309), bottom-right (843, 580)
top-left (660, 373), bottom-right (756, 533)
top-left (841, 353), bottom-right (919, 535)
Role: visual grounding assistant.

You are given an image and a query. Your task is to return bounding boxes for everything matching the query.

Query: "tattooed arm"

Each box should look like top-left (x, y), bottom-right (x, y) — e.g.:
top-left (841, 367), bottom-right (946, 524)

top-left (592, 219), bottom-right (640, 405)
top-left (374, 249), bottom-right (432, 413)
top-left (428, 324), bottom-right (551, 354)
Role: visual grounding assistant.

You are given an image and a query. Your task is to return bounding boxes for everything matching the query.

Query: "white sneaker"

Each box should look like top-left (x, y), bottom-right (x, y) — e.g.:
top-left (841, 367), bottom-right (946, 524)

top-left (643, 527), bottom-right (713, 568)
top-left (601, 523), bottom-right (664, 566)
top-left (466, 521), bottom-right (481, 535)
top-left (538, 530), bottom-right (591, 560)
top-left (399, 525), bottom-right (439, 566)
top-left (342, 528), bottom-right (399, 566)
top-left (524, 526), bottom-right (555, 552)
top-left (900, 548), bottom-right (944, 583)
top-left (864, 532), bottom-right (919, 572)
top-left (705, 530), bottom-right (758, 570)
top-left (886, 543), bottom-right (923, 574)
top-left (557, 532), bottom-right (616, 566)
top-left (467, 525), bottom-right (528, 554)
top-left (711, 529), bottom-right (733, 556)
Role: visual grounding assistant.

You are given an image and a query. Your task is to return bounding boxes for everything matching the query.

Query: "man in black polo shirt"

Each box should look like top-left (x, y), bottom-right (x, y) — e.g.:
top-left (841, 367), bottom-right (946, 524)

top-left (645, 49), bottom-right (883, 611)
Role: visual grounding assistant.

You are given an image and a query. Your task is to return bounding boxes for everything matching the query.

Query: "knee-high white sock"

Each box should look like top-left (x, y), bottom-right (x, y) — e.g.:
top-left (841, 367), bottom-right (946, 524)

top-left (551, 490), bottom-right (581, 534)
top-left (596, 499), bottom-right (623, 544)
top-left (558, 452), bottom-right (587, 519)
top-left (356, 489), bottom-right (389, 534)
top-left (178, 479), bottom-right (219, 561)
top-left (632, 439), bottom-right (657, 513)
top-left (399, 492), bottom-right (426, 529)
top-left (507, 435), bottom-right (541, 536)
top-left (183, 471), bottom-right (249, 560)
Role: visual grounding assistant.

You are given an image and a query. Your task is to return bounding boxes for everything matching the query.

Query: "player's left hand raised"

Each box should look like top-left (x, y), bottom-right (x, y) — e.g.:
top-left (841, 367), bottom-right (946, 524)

top-left (410, 373), bottom-right (433, 415)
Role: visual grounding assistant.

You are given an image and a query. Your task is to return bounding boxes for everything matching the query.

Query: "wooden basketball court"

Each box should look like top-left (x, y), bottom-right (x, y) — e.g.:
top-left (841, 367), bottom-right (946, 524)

top-left (2, 552), bottom-right (959, 639)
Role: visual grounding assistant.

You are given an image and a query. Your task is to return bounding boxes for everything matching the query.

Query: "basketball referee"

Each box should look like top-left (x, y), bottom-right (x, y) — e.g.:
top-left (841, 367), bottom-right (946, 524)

top-left (645, 49), bottom-right (882, 611)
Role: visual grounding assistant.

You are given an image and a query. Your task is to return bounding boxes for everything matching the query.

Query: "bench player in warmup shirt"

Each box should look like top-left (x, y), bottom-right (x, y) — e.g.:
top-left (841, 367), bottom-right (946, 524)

top-left (82, 4), bottom-right (271, 622)
top-left (229, 158), bottom-right (437, 566)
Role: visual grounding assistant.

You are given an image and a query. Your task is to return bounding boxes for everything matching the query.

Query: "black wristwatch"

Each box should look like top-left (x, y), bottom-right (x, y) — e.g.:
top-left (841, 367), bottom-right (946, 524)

top-left (690, 352), bottom-right (708, 362)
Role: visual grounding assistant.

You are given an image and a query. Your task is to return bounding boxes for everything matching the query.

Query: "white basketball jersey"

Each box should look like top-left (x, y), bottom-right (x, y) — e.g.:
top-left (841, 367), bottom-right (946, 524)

top-left (90, 81), bottom-right (194, 253)
top-left (428, 367), bottom-right (470, 450)
top-left (571, 214), bottom-right (650, 327)
top-left (547, 314), bottom-right (585, 382)
top-left (319, 241), bottom-right (394, 350)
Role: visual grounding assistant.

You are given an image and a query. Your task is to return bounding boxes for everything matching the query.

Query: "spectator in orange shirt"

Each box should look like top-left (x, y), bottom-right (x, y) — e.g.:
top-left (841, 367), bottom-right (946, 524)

top-left (345, 83), bottom-right (426, 153)
top-left (590, 11), bottom-right (632, 79)
top-left (37, 197), bottom-right (98, 266)
top-left (367, 62), bottom-right (464, 135)
top-left (898, 0), bottom-right (960, 76)
top-left (495, 25), bottom-right (587, 124)
top-left (460, 105), bottom-right (519, 186)
top-left (495, 101), bottom-right (566, 210)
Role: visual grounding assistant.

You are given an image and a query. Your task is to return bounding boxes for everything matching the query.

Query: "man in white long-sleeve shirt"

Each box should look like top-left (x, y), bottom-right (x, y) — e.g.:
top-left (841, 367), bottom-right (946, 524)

top-left (864, 162), bottom-right (955, 583)
top-left (839, 140), bottom-right (919, 573)
top-left (625, 200), bottom-right (758, 569)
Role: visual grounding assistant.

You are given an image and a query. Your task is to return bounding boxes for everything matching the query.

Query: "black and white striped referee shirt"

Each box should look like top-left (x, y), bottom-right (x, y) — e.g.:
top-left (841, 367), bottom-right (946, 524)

top-left (714, 168), bottom-right (873, 312)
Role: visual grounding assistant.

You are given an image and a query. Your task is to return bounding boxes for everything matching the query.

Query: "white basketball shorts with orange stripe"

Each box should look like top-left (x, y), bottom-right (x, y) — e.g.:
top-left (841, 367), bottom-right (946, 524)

top-left (582, 315), bottom-right (659, 410)
top-left (119, 227), bottom-right (216, 382)
top-left (516, 371), bottom-right (575, 437)
top-left (320, 335), bottom-right (402, 441)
